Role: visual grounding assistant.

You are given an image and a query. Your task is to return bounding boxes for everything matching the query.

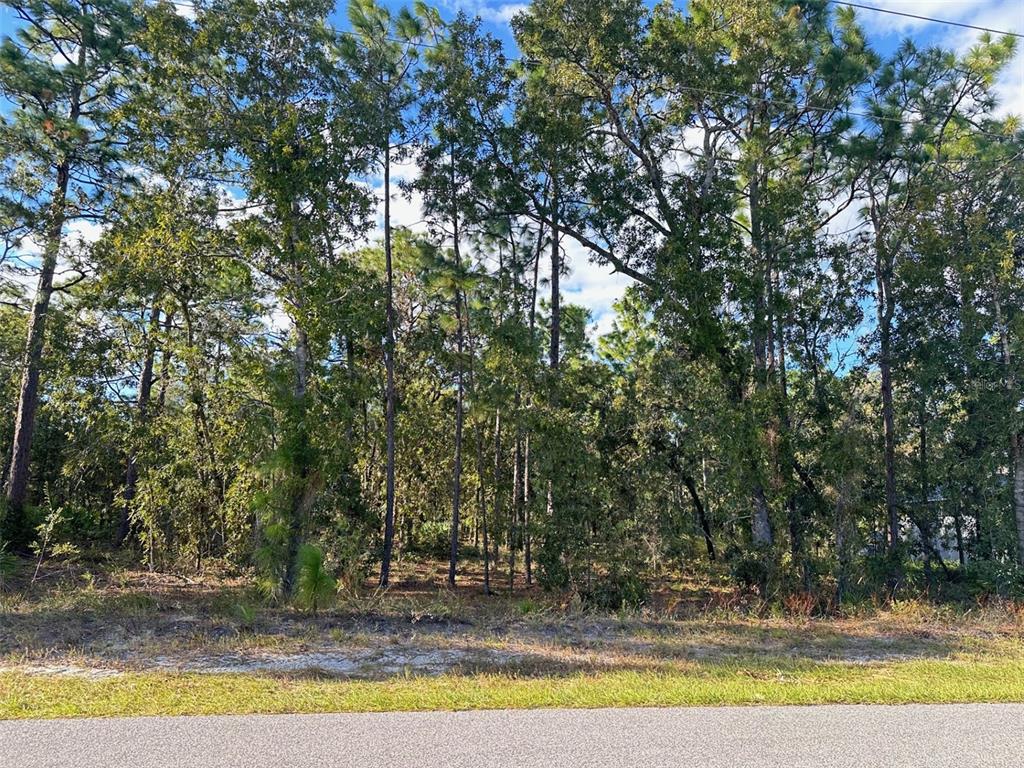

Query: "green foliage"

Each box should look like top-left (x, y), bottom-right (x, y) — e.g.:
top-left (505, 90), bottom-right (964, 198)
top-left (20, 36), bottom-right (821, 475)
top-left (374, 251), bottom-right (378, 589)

top-left (729, 549), bottom-right (775, 598)
top-left (960, 561), bottom-right (1024, 601)
top-left (0, 0), bottom-right (1022, 610)
top-left (580, 569), bottom-right (648, 612)
top-left (293, 544), bottom-right (337, 616)
top-left (515, 598), bottom-right (541, 615)
top-left (408, 521), bottom-right (452, 560)
top-left (233, 601), bottom-right (258, 630)
top-left (0, 542), bottom-right (17, 591)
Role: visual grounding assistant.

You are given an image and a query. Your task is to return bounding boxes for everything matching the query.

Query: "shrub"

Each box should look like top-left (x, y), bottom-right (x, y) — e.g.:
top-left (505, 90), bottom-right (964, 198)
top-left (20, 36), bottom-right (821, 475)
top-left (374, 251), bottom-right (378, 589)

top-left (536, 539), bottom-right (570, 591)
top-left (581, 570), bottom-right (648, 612)
top-left (516, 598), bottom-right (541, 615)
top-left (730, 550), bottom-right (772, 596)
top-left (961, 561), bottom-right (1024, 600)
top-left (782, 591), bottom-right (817, 619)
top-left (0, 542), bottom-right (16, 591)
top-left (294, 544), bottom-right (336, 616)
top-left (408, 521), bottom-right (452, 560)
top-left (233, 602), bottom-right (257, 630)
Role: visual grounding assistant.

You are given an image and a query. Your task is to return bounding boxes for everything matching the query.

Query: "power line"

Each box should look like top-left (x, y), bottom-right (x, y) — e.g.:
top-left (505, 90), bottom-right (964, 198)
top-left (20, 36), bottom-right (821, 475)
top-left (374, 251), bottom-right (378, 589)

top-left (827, 1), bottom-right (1024, 40)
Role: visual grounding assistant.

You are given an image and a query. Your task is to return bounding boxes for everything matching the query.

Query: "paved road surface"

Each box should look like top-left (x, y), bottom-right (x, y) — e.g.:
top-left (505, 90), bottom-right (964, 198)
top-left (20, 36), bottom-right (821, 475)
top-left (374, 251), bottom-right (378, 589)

top-left (3, 704), bottom-right (1022, 767)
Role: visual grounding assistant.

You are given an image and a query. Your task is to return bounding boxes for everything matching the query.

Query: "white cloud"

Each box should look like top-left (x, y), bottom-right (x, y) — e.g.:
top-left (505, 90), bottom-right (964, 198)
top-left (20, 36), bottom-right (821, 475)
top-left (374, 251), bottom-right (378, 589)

top-left (823, 189), bottom-right (867, 240)
top-left (351, 156), bottom-right (427, 246)
top-left (478, 3), bottom-right (529, 24)
top-left (11, 218), bottom-right (103, 261)
top-left (851, 0), bottom-right (1024, 120)
top-left (363, 182), bottom-right (426, 238)
top-left (66, 219), bottom-right (104, 247)
top-left (361, 172), bottom-right (634, 343)
top-left (848, 0), bottom-right (999, 36)
top-left (172, 1), bottom-right (196, 20)
top-left (994, 65), bottom-right (1024, 118)
top-left (558, 238), bottom-right (632, 341)
top-left (940, 1), bottom-right (1023, 120)
top-left (441, 0), bottom-right (528, 25)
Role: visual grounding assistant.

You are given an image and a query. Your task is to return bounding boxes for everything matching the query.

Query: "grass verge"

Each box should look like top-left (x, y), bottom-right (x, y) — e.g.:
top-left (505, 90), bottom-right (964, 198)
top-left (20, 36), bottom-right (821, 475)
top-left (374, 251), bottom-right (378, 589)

top-left (4, 658), bottom-right (1024, 719)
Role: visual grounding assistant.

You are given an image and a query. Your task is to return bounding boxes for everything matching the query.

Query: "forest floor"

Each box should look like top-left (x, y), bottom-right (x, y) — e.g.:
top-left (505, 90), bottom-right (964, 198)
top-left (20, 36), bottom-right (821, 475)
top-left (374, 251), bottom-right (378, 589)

top-left (2, 555), bottom-right (1024, 718)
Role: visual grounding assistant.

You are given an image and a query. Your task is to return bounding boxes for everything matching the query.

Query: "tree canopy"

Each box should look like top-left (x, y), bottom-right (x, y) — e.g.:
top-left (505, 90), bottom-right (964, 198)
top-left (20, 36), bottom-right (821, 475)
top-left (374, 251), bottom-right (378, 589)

top-left (1, 0), bottom-right (1023, 606)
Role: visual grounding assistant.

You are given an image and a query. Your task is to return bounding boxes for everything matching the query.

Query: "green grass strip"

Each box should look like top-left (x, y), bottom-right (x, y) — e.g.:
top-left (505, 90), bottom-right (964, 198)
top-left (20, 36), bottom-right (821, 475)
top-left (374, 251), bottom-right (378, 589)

top-left (3, 659), bottom-right (1024, 719)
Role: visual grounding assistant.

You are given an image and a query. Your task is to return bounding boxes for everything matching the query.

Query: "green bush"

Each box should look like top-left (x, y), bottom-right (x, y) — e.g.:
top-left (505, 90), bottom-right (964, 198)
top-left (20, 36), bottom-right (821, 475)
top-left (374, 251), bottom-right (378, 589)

top-left (0, 542), bottom-right (17, 591)
top-left (960, 561), bottom-right (1024, 600)
top-left (730, 550), bottom-right (772, 596)
top-left (233, 601), bottom-right (257, 630)
top-left (516, 598), bottom-right (541, 615)
top-left (581, 570), bottom-right (648, 612)
top-left (294, 544), bottom-right (336, 615)
top-left (408, 521), bottom-right (452, 560)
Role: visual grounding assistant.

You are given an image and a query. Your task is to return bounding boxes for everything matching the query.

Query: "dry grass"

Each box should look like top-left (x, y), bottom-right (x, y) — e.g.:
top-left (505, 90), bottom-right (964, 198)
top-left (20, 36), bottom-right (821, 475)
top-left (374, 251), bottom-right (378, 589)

top-left (3, 554), bottom-right (1024, 704)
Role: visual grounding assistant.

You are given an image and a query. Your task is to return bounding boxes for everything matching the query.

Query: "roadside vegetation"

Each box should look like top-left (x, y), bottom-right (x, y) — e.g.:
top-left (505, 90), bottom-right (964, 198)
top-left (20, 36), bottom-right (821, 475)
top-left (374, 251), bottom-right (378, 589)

top-left (3, 555), bottom-right (1024, 718)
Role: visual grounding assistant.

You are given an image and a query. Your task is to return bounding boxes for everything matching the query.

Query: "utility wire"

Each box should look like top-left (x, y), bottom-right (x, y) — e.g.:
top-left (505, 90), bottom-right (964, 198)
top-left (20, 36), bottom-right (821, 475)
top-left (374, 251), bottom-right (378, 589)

top-left (827, 1), bottom-right (1024, 40)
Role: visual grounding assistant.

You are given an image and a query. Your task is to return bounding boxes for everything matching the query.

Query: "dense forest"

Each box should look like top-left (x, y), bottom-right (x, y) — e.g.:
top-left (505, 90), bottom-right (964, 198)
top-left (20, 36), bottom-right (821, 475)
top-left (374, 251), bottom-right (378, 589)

top-left (1, 0), bottom-right (1023, 609)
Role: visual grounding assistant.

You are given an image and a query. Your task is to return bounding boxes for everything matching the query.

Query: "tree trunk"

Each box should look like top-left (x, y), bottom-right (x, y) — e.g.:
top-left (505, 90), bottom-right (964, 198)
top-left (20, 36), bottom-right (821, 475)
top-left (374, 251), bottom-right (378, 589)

top-left (510, 431), bottom-right (522, 591)
top-left (1013, 437), bottom-right (1024, 566)
top-left (747, 169), bottom-right (773, 548)
top-left (117, 302), bottom-right (161, 546)
top-left (282, 321), bottom-right (311, 595)
top-left (751, 485), bottom-right (772, 546)
top-left (543, 184), bottom-right (561, 575)
top-left (524, 434), bottom-right (533, 586)
top-left (776, 308), bottom-right (810, 590)
top-left (278, 196), bottom-right (314, 595)
top-left (492, 408), bottom-right (503, 588)
top-left (344, 334), bottom-right (357, 444)
top-left (835, 479), bottom-right (853, 605)
top-left (549, 182), bottom-right (560, 372)
top-left (448, 293), bottom-right (465, 586)
top-left (683, 474), bottom-right (716, 562)
top-left (156, 309), bottom-right (174, 410)
top-left (4, 38), bottom-right (86, 546)
top-left (953, 503), bottom-right (966, 567)
top-left (994, 289), bottom-right (1024, 564)
top-left (918, 400), bottom-right (934, 588)
top-left (876, 248), bottom-right (900, 554)
top-left (448, 156), bottom-right (464, 588)
top-left (523, 222), bottom-right (542, 589)
top-left (380, 143), bottom-right (398, 588)
top-left (477, 425), bottom-right (490, 595)
top-left (4, 159), bottom-right (70, 546)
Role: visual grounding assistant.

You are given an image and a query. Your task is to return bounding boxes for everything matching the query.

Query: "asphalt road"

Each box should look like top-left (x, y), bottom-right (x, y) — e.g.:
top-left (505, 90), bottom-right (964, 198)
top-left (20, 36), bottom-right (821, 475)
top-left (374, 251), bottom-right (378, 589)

top-left (3, 704), bottom-right (1022, 767)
